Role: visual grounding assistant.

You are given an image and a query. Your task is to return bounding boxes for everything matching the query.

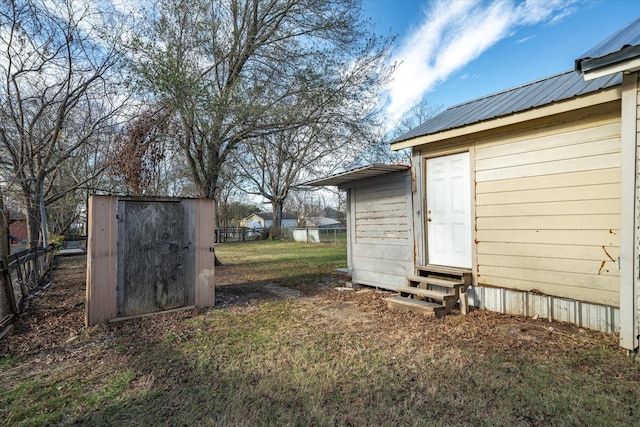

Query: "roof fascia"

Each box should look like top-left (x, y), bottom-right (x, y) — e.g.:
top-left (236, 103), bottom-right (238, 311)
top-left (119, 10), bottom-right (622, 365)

top-left (582, 57), bottom-right (640, 81)
top-left (390, 86), bottom-right (621, 151)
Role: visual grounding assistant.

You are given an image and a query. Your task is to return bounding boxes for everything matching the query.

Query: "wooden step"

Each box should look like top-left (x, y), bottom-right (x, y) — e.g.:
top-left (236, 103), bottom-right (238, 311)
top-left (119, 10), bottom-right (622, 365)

top-left (407, 275), bottom-right (463, 289)
top-left (416, 265), bottom-right (472, 286)
top-left (384, 296), bottom-right (446, 318)
top-left (397, 286), bottom-right (456, 302)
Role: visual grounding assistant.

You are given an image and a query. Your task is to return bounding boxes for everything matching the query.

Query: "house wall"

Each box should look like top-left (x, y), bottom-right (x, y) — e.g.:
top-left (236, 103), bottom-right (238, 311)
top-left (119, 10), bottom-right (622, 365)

top-left (474, 102), bottom-right (621, 307)
top-left (9, 220), bottom-right (27, 243)
top-left (345, 171), bottom-right (414, 289)
top-left (413, 101), bottom-right (622, 318)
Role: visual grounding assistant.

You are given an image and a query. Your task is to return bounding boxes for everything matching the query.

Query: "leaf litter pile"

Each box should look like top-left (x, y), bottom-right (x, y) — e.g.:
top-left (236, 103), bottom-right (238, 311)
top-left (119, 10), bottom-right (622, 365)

top-left (1, 255), bottom-right (639, 426)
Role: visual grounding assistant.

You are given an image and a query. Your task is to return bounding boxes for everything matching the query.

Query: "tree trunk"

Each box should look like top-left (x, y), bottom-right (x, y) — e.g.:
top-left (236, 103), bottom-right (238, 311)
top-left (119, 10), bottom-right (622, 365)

top-left (25, 198), bottom-right (42, 249)
top-left (0, 194), bottom-right (8, 260)
top-left (271, 200), bottom-right (283, 240)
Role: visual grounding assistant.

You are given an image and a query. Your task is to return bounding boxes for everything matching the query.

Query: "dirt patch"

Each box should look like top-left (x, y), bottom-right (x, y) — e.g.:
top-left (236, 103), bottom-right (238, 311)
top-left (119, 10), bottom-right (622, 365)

top-left (2, 255), bottom-right (621, 360)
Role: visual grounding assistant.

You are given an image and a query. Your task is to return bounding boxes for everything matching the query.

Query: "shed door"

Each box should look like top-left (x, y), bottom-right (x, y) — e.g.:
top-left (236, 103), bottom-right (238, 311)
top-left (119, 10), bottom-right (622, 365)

top-left (426, 152), bottom-right (472, 268)
top-left (117, 200), bottom-right (185, 316)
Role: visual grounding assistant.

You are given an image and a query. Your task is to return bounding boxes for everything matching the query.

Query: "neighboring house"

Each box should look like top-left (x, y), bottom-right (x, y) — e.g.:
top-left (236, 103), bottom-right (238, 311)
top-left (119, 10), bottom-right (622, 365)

top-left (8, 210), bottom-right (27, 244)
top-left (241, 212), bottom-right (298, 229)
top-left (307, 17), bottom-right (640, 351)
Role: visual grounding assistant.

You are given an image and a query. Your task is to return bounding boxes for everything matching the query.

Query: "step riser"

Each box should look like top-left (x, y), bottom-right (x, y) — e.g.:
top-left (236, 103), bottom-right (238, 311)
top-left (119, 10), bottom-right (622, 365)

top-left (397, 286), bottom-right (456, 302)
top-left (384, 296), bottom-right (446, 318)
top-left (416, 266), bottom-right (472, 286)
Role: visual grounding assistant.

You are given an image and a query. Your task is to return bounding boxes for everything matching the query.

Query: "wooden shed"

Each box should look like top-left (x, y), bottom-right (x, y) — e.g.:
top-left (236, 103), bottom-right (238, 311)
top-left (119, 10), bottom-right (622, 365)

top-left (309, 17), bottom-right (640, 351)
top-left (85, 196), bottom-right (216, 326)
top-left (307, 165), bottom-right (414, 289)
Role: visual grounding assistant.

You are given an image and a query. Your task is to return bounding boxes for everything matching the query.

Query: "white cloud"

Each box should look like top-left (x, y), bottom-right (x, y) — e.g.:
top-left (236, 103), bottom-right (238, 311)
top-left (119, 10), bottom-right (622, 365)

top-left (385, 0), bottom-right (578, 124)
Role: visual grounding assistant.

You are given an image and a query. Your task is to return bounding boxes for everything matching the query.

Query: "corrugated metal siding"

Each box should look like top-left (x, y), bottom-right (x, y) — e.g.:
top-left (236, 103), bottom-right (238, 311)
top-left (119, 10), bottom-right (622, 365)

top-left (395, 71), bottom-right (621, 143)
top-left (468, 285), bottom-right (620, 333)
top-left (474, 105), bottom-right (621, 308)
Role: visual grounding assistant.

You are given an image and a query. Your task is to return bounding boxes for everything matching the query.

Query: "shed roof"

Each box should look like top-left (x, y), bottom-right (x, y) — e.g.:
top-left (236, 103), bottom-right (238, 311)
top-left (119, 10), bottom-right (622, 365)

top-left (303, 164), bottom-right (410, 187)
top-left (393, 70), bottom-right (621, 144)
top-left (575, 17), bottom-right (640, 74)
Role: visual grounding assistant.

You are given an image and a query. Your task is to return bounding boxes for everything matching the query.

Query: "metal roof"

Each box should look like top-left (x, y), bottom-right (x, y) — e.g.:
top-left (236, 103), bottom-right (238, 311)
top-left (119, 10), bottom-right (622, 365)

top-left (393, 70), bottom-right (621, 144)
top-left (303, 164), bottom-right (410, 187)
top-left (576, 16), bottom-right (640, 73)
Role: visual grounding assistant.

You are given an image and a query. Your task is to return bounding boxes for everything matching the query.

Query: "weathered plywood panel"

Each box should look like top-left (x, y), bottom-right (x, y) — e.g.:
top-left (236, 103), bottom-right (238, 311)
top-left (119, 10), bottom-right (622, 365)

top-left (85, 196), bottom-right (118, 327)
top-left (352, 254), bottom-right (410, 276)
top-left (194, 199), bottom-right (215, 307)
top-left (347, 171), bottom-right (414, 290)
top-left (352, 244), bottom-right (412, 261)
top-left (355, 230), bottom-right (410, 241)
top-left (352, 237), bottom-right (409, 246)
top-left (118, 200), bottom-right (185, 317)
top-left (352, 269), bottom-right (407, 290)
top-left (355, 216), bottom-right (412, 226)
top-left (354, 173), bottom-right (411, 243)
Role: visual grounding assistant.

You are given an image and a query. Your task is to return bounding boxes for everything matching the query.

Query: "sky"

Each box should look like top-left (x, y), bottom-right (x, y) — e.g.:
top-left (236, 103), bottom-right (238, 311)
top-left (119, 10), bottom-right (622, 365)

top-left (362, 0), bottom-right (640, 124)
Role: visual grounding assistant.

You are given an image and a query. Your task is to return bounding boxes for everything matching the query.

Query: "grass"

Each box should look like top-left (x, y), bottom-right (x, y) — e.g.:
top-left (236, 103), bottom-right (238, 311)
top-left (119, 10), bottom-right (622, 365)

top-left (215, 239), bottom-right (347, 286)
top-left (1, 240), bottom-right (640, 426)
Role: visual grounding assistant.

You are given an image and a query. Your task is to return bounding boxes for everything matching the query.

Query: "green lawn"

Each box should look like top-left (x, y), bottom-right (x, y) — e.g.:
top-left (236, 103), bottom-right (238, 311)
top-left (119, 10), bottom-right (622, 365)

top-left (215, 240), bottom-right (347, 286)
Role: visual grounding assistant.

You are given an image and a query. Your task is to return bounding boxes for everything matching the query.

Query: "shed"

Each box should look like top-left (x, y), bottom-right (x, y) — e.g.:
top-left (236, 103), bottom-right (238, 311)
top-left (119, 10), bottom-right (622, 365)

top-left (306, 164), bottom-right (412, 289)
top-left (85, 196), bottom-right (216, 326)
top-left (308, 17), bottom-right (640, 350)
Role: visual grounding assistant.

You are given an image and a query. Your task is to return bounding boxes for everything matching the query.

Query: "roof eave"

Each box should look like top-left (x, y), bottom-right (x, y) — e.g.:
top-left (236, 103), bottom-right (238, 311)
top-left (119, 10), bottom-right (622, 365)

top-left (303, 164), bottom-right (410, 188)
top-left (577, 45), bottom-right (640, 79)
top-left (580, 57), bottom-right (640, 81)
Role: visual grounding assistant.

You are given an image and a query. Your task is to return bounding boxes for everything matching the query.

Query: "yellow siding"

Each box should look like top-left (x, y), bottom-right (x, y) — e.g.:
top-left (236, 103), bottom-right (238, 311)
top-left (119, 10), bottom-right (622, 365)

top-left (474, 108), bottom-right (621, 307)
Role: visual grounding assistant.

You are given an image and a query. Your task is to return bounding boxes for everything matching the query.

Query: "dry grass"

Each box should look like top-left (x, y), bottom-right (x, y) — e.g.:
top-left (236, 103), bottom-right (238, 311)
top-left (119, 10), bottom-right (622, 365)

top-left (1, 241), bottom-right (639, 426)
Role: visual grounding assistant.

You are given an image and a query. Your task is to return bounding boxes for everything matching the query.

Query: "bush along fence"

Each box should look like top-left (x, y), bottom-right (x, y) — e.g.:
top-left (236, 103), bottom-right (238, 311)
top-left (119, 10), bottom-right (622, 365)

top-left (0, 247), bottom-right (54, 338)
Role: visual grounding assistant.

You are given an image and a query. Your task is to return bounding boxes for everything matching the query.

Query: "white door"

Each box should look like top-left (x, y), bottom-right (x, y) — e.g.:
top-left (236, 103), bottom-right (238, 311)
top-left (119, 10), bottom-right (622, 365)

top-left (426, 152), bottom-right (472, 268)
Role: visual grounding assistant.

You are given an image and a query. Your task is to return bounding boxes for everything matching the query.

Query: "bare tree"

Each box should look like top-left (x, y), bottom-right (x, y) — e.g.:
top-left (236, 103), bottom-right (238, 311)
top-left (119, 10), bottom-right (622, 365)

top-left (130, 0), bottom-right (393, 224)
top-left (359, 99), bottom-right (443, 166)
top-left (0, 0), bottom-right (126, 247)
